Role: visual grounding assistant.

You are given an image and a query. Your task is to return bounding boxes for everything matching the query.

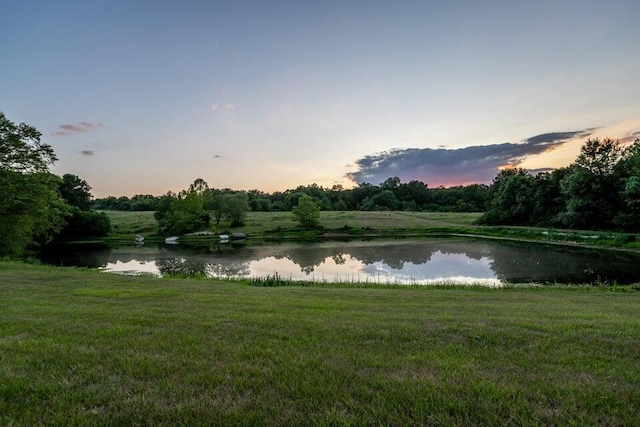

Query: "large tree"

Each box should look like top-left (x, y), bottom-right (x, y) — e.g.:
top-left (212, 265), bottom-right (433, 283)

top-left (0, 112), bottom-right (68, 255)
top-left (477, 168), bottom-right (535, 225)
top-left (559, 138), bottom-right (625, 229)
top-left (59, 173), bottom-right (93, 211)
top-left (223, 192), bottom-right (249, 227)
top-left (154, 179), bottom-right (251, 234)
top-left (292, 194), bottom-right (321, 228)
top-left (575, 137), bottom-right (624, 176)
top-left (157, 189), bottom-right (209, 236)
top-left (57, 174), bottom-right (110, 239)
top-left (0, 112), bottom-right (57, 173)
top-left (614, 139), bottom-right (640, 229)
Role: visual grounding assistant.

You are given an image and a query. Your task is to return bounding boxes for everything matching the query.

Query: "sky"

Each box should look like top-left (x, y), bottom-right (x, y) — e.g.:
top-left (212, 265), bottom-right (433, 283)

top-left (2, 1), bottom-right (639, 198)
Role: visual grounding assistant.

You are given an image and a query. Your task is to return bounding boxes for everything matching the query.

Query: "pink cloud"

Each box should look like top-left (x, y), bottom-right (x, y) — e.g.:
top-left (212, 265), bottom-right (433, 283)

top-left (53, 121), bottom-right (104, 136)
top-left (619, 130), bottom-right (640, 145)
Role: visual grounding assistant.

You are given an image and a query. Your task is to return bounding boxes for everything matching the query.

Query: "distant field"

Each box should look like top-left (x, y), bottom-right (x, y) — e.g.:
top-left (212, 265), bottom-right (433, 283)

top-left (244, 210), bottom-right (482, 234)
top-left (102, 210), bottom-right (157, 238)
top-left (103, 210), bottom-right (640, 251)
top-left (1, 261), bottom-right (639, 425)
top-left (104, 210), bottom-right (483, 240)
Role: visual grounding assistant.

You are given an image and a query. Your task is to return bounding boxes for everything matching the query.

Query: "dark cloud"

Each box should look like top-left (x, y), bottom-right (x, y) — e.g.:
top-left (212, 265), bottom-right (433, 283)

top-left (524, 130), bottom-right (594, 145)
top-left (53, 121), bottom-right (104, 137)
top-left (81, 150), bottom-right (94, 156)
top-left (347, 129), bottom-right (593, 187)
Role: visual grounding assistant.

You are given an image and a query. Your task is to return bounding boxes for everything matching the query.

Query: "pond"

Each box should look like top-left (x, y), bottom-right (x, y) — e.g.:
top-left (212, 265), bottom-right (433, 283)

top-left (39, 238), bottom-right (640, 286)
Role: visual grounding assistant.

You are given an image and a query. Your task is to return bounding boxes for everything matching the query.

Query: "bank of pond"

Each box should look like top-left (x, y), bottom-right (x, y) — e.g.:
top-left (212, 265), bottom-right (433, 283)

top-left (39, 237), bottom-right (640, 286)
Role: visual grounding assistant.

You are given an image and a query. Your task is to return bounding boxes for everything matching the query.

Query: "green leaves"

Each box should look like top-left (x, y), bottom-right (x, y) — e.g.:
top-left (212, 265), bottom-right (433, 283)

top-left (0, 170), bottom-right (68, 255)
top-left (0, 113), bottom-right (71, 255)
top-left (59, 174), bottom-right (93, 211)
top-left (155, 179), bottom-right (251, 234)
top-left (223, 192), bottom-right (249, 227)
top-left (480, 138), bottom-right (640, 231)
top-left (292, 194), bottom-right (321, 228)
top-left (0, 112), bottom-right (57, 173)
top-left (575, 137), bottom-right (623, 176)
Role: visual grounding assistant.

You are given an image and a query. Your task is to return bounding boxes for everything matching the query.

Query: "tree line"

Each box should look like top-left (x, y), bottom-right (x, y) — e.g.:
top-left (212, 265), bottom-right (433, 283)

top-left (95, 179), bottom-right (491, 214)
top-left (153, 179), bottom-right (250, 236)
top-left (478, 137), bottom-right (640, 231)
top-left (93, 178), bottom-right (491, 236)
top-left (103, 136), bottom-right (640, 235)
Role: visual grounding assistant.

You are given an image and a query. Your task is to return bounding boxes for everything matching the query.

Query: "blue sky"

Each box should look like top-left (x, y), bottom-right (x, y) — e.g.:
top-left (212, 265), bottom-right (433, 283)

top-left (2, 1), bottom-right (639, 197)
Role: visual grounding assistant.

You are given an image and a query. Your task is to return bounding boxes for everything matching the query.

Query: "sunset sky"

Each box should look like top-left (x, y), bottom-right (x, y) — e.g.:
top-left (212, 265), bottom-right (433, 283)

top-left (2, 1), bottom-right (639, 197)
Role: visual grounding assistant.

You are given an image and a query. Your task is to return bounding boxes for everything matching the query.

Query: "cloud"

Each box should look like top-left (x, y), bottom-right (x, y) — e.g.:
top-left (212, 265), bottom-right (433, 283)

top-left (53, 121), bottom-right (104, 137)
top-left (523, 131), bottom-right (594, 146)
top-left (620, 130), bottom-right (640, 145)
top-left (346, 129), bottom-right (593, 187)
top-left (210, 103), bottom-right (235, 112)
top-left (80, 150), bottom-right (94, 156)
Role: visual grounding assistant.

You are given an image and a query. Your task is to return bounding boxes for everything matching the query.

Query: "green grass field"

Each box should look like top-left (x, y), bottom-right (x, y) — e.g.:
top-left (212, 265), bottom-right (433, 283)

top-left (1, 261), bottom-right (639, 425)
top-left (104, 210), bottom-right (484, 240)
top-left (104, 210), bottom-right (158, 239)
top-left (244, 211), bottom-right (482, 235)
top-left (104, 210), bottom-right (640, 251)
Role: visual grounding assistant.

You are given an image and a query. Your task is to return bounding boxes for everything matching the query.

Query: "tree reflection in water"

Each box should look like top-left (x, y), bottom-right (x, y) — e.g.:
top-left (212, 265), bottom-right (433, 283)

top-left (40, 239), bottom-right (640, 285)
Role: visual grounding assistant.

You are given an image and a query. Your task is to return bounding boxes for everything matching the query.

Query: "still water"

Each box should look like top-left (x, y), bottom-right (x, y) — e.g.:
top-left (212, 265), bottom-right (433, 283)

top-left (40, 238), bottom-right (640, 286)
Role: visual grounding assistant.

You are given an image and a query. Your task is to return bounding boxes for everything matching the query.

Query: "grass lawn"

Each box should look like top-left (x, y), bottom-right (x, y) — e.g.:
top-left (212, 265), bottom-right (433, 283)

top-left (103, 210), bottom-right (158, 240)
top-left (246, 211), bottom-right (481, 234)
top-left (104, 210), bottom-right (640, 251)
top-left (1, 262), bottom-right (639, 425)
top-left (104, 210), bottom-right (484, 241)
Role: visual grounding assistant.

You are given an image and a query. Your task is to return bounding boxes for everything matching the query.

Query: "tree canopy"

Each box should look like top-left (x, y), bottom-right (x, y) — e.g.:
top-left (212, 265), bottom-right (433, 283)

top-left (479, 137), bottom-right (640, 231)
top-left (292, 194), bottom-right (321, 228)
top-left (0, 113), bottom-right (111, 254)
top-left (0, 170), bottom-right (68, 255)
top-left (0, 113), bottom-right (67, 255)
top-left (57, 174), bottom-right (110, 239)
top-left (96, 179), bottom-right (488, 214)
top-left (59, 173), bottom-right (93, 211)
top-left (0, 112), bottom-right (57, 173)
top-left (154, 179), bottom-right (250, 235)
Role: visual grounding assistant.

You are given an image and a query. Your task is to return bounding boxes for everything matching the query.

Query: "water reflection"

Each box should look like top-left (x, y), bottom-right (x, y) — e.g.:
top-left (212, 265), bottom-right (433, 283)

top-left (39, 239), bottom-right (640, 285)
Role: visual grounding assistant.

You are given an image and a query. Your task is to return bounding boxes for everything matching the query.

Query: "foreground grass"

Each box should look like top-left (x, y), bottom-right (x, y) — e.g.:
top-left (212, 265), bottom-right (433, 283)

top-left (1, 262), bottom-right (639, 425)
